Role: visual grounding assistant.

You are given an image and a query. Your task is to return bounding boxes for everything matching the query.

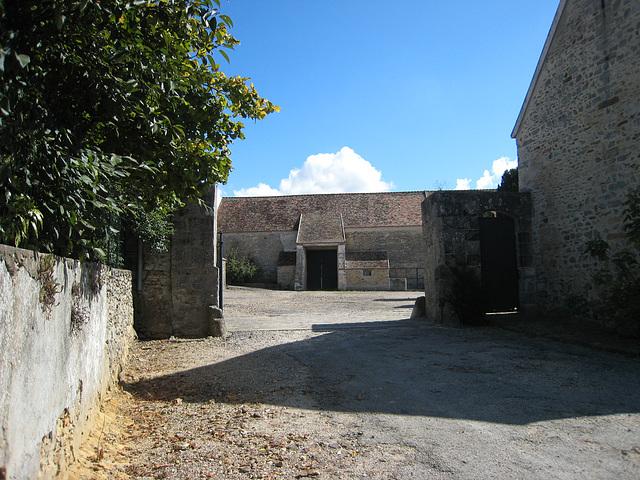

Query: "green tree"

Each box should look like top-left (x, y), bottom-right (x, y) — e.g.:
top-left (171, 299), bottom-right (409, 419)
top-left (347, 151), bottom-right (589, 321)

top-left (497, 168), bottom-right (518, 192)
top-left (0, 0), bottom-right (278, 261)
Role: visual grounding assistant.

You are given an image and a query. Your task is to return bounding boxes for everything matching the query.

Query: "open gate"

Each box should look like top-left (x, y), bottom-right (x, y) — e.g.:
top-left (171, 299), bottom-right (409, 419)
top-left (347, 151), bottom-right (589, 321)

top-left (479, 215), bottom-right (519, 312)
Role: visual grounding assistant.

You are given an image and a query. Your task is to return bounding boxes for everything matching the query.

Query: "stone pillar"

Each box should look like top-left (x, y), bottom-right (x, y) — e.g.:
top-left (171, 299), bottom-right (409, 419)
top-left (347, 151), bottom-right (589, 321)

top-left (421, 191), bottom-right (534, 326)
top-left (134, 186), bottom-right (222, 338)
top-left (294, 245), bottom-right (305, 291)
top-left (337, 244), bottom-right (346, 290)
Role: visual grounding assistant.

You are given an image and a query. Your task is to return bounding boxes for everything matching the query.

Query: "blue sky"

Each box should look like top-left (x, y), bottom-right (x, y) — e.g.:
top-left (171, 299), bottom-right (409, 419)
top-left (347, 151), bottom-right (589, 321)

top-left (217, 0), bottom-right (560, 198)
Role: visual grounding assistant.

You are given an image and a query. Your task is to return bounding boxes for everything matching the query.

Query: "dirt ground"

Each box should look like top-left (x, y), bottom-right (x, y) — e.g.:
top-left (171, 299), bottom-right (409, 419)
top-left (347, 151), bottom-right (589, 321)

top-left (69, 287), bottom-right (640, 479)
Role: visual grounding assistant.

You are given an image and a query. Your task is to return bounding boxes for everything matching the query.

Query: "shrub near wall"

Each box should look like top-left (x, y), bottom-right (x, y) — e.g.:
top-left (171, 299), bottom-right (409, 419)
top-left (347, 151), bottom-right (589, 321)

top-left (0, 245), bottom-right (135, 479)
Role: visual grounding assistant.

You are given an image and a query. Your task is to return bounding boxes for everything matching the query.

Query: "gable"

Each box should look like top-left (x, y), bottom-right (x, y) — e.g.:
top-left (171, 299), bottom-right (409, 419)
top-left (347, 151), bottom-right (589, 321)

top-left (512, 0), bottom-right (568, 138)
top-left (297, 212), bottom-right (345, 244)
top-left (218, 191), bottom-right (428, 233)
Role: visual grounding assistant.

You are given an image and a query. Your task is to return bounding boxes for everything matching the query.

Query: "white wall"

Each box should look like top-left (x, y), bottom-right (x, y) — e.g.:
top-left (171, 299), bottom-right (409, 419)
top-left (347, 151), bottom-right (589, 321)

top-left (0, 245), bottom-right (135, 479)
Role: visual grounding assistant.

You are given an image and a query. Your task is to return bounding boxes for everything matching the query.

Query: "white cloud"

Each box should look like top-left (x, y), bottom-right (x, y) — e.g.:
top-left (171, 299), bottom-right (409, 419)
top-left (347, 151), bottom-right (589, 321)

top-left (233, 183), bottom-right (281, 197)
top-left (476, 169), bottom-right (495, 189)
top-left (455, 178), bottom-right (472, 190)
top-left (215, 186), bottom-right (225, 207)
top-left (455, 156), bottom-right (517, 190)
top-left (234, 147), bottom-right (393, 196)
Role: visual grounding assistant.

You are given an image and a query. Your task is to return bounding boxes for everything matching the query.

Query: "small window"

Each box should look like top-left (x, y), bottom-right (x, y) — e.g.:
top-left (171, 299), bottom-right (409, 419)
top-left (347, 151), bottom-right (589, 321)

top-left (363, 269), bottom-right (372, 276)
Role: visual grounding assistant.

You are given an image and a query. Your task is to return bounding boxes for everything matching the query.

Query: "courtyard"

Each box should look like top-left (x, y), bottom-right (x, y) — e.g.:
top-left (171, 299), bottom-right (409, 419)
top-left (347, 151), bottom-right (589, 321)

top-left (72, 287), bottom-right (640, 479)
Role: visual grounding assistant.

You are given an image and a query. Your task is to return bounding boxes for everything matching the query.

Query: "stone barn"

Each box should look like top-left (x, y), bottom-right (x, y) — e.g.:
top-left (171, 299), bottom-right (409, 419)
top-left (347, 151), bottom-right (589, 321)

top-left (512, 0), bottom-right (640, 311)
top-left (218, 191), bottom-right (427, 291)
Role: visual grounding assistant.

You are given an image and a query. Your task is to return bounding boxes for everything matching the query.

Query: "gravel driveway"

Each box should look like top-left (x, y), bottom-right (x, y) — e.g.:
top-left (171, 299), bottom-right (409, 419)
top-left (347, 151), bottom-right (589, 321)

top-left (72, 287), bottom-right (640, 479)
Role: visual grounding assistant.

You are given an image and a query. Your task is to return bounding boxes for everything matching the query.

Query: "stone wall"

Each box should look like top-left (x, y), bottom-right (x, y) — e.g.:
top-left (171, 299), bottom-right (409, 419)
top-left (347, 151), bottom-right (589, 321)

top-left (345, 226), bottom-right (424, 289)
top-left (345, 267), bottom-right (389, 290)
top-left (222, 226), bottom-right (423, 291)
top-left (0, 245), bottom-right (134, 479)
top-left (421, 191), bottom-right (533, 325)
top-left (514, 0), bottom-right (640, 309)
top-left (222, 231), bottom-right (297, 285)
top-left (134, 188), bottom-right (220, 338)
top-left (277, 265), bottom-right (296, 290)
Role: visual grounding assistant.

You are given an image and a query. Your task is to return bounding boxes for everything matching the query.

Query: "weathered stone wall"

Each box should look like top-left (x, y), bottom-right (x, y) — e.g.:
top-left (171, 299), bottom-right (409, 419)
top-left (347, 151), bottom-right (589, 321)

top-left (277, 265), bottom-right (296, 289)
top-left (134, 241), bottom-right (172, 337)
top-left (222, 231), bottom-right (297, 285)
top-left (135, 188), bottom-right (220, 338)
top-left (422, 191), bottom-right (533, 325)
top-left (345, 267), bottom-right (389, 290)
top-left (0, 245), bottom-right (134, 479)
top-left (345, 226), bottom-right (424, 289)
top-left (515, 0), bottom-right (640, 308)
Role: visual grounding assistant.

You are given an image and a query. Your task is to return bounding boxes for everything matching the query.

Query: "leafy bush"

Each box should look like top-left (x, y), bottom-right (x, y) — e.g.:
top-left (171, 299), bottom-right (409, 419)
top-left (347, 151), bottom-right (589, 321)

top-left (226, 247), bottom-right (260, 284)
top-left (128, 204), bottom-right (175, 253)
top-left (0, 1), bottom-right (278, 262)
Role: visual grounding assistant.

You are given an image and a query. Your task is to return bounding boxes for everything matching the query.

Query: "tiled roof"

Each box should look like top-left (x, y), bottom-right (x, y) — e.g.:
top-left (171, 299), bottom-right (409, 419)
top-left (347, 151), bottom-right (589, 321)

top-left (297, 212), bottom-right (345, 244)
top-left (218, 191), bottom-right (428, 233)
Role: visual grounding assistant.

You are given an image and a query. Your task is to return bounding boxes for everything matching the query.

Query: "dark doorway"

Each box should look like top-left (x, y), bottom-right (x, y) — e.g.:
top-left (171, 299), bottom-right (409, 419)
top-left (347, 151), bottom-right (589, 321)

top-left (306, 249), bottom-right (338, 290)
top-left (479, 215), bottom-right (519, 312)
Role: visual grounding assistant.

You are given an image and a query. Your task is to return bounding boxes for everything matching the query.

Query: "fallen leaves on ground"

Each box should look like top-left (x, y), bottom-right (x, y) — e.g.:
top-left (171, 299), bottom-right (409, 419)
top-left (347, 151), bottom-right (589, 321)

top-left (69, 338), bottom-right (412, 479)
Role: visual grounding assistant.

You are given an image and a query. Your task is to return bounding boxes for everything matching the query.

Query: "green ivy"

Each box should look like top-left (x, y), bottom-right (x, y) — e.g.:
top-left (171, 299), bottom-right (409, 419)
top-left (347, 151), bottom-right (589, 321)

top-left (128, 204), bottom-right (175, 253)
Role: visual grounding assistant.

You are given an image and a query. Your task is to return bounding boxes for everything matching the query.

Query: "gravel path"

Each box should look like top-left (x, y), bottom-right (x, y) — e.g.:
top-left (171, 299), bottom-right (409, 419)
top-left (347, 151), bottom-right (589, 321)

top-left (70, 287), bottom-right (640, 479)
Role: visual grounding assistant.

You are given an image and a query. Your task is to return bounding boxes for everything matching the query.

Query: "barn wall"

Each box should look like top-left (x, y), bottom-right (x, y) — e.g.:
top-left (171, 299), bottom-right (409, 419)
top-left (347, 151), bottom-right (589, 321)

top-left (515, 0), bottom-right (640, 309)
top-left (345, 268), bottom-right (390, 291)
top-left (223, 231), bottom-right (297, 285)
top-left (345, 226), bottom-right (424, 289)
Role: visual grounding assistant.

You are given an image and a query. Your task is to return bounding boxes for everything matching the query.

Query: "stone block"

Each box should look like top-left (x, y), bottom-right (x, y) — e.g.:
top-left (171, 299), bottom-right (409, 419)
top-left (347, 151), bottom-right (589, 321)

top-left (390, 278), bottom-right (407, 291)
top-left (209, 306), bottom-right (227, 338)
top-left (410, 296), bottom-right (426, 319)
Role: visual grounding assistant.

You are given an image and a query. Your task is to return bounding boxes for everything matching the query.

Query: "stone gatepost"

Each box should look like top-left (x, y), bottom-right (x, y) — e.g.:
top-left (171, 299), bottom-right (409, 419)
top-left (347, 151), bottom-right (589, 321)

top-left (134, 186), bottom-right (223, 338)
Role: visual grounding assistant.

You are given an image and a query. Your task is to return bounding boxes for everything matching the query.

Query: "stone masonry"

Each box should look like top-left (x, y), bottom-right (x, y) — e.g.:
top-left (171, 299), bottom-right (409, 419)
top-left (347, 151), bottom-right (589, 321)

top-left (422, 191), bottom-right (533, 325)
top-left (134, 187), bottom-right (220, 338)
top-left (0, 245), bottom-right (134, 479)
top-left (513, 0), bottom-right (640, 310)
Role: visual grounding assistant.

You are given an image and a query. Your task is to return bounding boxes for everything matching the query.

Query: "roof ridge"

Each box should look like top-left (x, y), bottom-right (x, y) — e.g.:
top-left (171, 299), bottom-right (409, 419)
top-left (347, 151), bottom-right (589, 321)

top-left (218, 190), bottom-right (427, 232)
top-left (222, 190), bottom-right (430, 200)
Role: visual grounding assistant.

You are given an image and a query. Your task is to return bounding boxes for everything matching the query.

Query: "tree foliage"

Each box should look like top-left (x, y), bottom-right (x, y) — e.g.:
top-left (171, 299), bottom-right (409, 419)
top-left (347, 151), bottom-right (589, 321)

top-left (0, 0), bottom-right (278, 260)
top-left (497, 168), bottom-right (518, 192)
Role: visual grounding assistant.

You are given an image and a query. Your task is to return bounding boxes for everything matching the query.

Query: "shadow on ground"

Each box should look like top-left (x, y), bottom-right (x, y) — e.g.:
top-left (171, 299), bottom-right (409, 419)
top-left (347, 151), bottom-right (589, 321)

top-left (123, 319), bottom-right (640, 426)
